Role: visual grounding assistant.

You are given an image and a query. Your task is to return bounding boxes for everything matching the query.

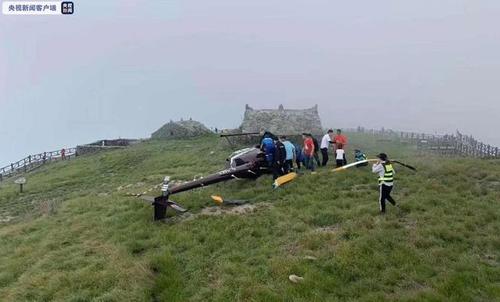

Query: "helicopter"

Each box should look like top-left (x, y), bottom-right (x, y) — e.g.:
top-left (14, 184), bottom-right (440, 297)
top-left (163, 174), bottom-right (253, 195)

top-left (150, 134), bottom-right (273, 220)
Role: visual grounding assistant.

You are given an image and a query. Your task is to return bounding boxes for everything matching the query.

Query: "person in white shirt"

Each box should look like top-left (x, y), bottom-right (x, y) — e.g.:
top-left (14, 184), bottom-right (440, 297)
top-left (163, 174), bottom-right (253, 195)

top-left (320, 129), bottom-right (334, 166)
top-left (372, 153), bottom-right (397, 214)
top-left (335, 144), bottom-right (345, 168)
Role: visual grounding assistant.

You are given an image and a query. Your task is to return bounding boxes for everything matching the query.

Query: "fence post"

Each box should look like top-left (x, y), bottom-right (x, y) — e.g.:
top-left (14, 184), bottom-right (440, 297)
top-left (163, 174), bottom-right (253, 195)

top-left (471, 136), bottom-right (476, 157)
top-left (464, 138), bottom-right (469, 157)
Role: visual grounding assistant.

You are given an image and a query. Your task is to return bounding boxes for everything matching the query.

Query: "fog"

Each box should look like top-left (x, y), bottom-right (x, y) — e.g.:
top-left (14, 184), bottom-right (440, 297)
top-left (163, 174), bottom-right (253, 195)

top-left (1, 0), bottom-right (500, 166)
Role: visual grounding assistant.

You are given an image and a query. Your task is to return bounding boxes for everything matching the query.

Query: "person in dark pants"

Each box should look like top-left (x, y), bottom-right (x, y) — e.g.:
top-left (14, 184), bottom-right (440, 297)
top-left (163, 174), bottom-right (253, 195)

top-left (372, 153), bottom-right (397, 214)
top-left (302, 133), bottom-right (315, 171)
top-left (320, 129), bottom-right (334, 166)
top-left (280, 136), bottom-right (296, 174)
top-left (332, 129), bottom-right (348, 165)
top-left (294, 143), bottom-right (304, 170)
top-left (311, 134), bottom-right (321, 167)
top-left (261, 133), bottom-right (276, 178)
top-left (274, 138), bottom-right (287, 179)
top-left (335, 144), bottom-right (345, 168)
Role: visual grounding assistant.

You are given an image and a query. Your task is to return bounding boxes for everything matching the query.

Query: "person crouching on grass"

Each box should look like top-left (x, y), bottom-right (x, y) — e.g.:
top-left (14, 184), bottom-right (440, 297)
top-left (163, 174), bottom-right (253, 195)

top-left (335, 144), bottom-right (345, 168)
top-left (372, 153), bottom-right (398, 214)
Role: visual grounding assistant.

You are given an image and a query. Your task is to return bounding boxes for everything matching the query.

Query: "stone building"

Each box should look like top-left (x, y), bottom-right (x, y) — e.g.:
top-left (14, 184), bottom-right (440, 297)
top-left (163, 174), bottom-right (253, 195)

top-left (240, 104), bottom-right (323, 135)
top-left (151, 119), bottom-right (212, 139)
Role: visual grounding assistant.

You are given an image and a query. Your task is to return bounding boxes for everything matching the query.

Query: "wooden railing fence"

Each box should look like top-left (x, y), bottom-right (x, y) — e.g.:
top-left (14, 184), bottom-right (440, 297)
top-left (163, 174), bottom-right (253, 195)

top-left (0, 148), bottom-right (76, 182)
top-left (347, 127), bottom-right (499, 158)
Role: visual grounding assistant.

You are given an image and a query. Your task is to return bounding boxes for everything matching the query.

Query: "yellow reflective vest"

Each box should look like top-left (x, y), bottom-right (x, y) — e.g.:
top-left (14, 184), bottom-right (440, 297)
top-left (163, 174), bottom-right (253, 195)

top-left (378, 163), bottom-right (394, 184)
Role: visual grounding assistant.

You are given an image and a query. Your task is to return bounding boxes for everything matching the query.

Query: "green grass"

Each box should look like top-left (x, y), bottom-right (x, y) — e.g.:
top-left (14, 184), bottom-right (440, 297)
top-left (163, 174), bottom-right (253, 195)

top-left (0, 133), bottom-right (499, 301)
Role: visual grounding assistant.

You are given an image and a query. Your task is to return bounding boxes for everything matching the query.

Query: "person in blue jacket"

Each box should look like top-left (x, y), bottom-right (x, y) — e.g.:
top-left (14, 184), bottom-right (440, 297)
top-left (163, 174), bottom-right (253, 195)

top-left (279, 136), bottom-right (296, 174)
top-left (260, 133), bottom-right (276, 166)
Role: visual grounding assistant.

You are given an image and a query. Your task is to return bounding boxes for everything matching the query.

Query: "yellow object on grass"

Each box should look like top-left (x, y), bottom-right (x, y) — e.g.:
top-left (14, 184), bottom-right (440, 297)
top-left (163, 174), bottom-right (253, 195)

top-left (210, 195), bottom-right (224, 205)
top-left (273, 172), bottom-right (298, 188)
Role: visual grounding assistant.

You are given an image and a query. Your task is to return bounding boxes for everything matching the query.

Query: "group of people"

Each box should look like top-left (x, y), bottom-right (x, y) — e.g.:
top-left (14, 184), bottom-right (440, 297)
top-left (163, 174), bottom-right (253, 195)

top-left (260, 132), bottom-right (301, 180)
top-left (260, 130), bottom-right (398, 215)
top-left (260, 129), bottom-right (367, 177)
top-left (319, 129), bottom-right (349, 168)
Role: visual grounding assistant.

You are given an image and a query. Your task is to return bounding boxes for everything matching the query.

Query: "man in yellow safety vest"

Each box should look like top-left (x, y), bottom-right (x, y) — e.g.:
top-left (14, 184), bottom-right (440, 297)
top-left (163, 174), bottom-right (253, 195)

top-left (372, 153), bottom-right (398, 214)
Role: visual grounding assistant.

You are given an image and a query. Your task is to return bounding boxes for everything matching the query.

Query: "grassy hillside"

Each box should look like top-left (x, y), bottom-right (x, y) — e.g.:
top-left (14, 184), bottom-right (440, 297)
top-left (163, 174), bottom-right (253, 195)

top-left (0, 133), bottom-right (499, 301)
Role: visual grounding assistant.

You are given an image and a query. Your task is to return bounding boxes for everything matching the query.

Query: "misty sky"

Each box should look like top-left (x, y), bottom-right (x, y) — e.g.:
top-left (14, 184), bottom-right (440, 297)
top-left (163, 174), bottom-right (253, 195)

top-left (1, 0), bottom-right (500, 166)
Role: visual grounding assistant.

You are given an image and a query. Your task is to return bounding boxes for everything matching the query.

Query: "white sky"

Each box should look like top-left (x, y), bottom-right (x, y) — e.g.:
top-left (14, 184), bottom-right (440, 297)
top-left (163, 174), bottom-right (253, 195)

top-left (1, 0), bottom-right (500, 166)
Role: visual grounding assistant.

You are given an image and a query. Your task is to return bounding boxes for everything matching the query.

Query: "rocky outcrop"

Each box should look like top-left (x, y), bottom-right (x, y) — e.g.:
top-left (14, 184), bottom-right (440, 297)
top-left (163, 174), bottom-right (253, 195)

top-left (151, 119), bottom-right (212, 139)
top-left (240, 104), bottom-right (323, 135)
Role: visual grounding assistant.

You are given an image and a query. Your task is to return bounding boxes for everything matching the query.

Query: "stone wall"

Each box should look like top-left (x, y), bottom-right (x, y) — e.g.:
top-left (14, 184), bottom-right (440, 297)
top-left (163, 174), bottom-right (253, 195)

top-left (75, 145), bottom-right (125, 156)
top-left (76, 138), bottom-right (140, 156)
top-left (240, 104), bottom-right (323, 135)
top-left (87, 139), bottom-right (139, 147)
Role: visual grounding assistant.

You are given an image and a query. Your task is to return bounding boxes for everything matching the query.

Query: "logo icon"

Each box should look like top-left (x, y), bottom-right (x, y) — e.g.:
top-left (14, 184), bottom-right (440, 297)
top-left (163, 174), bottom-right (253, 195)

top-left (61, 1), bottom-right (73, 14)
